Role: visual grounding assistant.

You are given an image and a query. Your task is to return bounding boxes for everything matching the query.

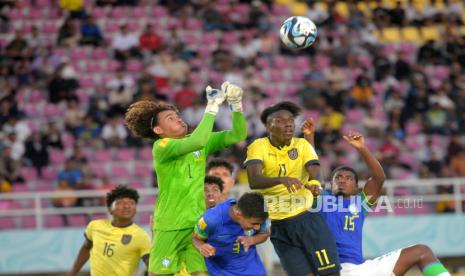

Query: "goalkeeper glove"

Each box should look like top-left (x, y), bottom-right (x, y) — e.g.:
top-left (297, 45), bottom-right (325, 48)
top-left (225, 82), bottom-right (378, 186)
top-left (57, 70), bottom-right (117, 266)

top-left (222, 81), bottom-right (243, 112)
top-left (205, 85), bottom-right (226, 115)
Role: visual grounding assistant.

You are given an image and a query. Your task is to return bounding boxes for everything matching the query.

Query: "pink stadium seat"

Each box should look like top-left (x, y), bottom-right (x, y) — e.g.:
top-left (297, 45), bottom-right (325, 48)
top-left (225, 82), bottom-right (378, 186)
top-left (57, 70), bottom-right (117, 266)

top-left (86, 61), bottom-right (102, 73)
top-left (256, 57), bottom-right (270, 69)
top-left (42, 21), bottom-right (60, 33)
top-left (127, 60), bottom-right (143, 73)
top-left (91, 7), bottom-right (106, 18)
top-left (8, 9), bottom-right (23, 20)
top-left (21, 167), bottom-right (38, 182)
top-left (265, 87), bottom-right (280, 97)
top-left (295, 56), bottom-right (310, 68)
top-left (405, 121), bottom-right (422, 135)
top-left (48, 8), bottom-right (61, 19)
top-left (434, 66), bottom-right (450, 81)
top-left (23, 103), bottom-right (41, 117)
top-left (62, 133), bottom-right (74, 149)
top-left (139, 212), bottom-right (151, 225)
top-left (130, 181), bottom-right (144, 189)
top-left (0, 217), bottom-right (16, 229)
top-left (184, 33), bottom-right (199, 45)
top-left (71, 48), bottom-right (88, 60)
top-left (116, 148), bottom-right (135, 161)
top-left (110, 165), bottom-right (130, 178)
top-left (272, 4), bottom-right (289, 16)
top-left (269, 70), bottom-right (284, 82)
top-left (111, 7), bottom-right (126, 18)
top-left (28, 9), bottom-right (43, 20)
top-left (273, 56), bottom-right (289, 70)
top-left (152, 6), bottom-right (168, 17)
top-left (202, 33), bottom-right (217, 44)
top-left (91, 48), bottom-right (108, 60)
top-left (135, 164), bottom-right (152, 178)
top-left (139, 147), bottom-right (152, 161)
top-left (132, 7), bottom-right (146, 17)
top-left (68, 215), bottom-right (88, 227)
top-left (44, 104), bottom-right (62, 118)
top-left (94, 149), bottom-right (113, 162)
top-left (223, 32), bottom-right (238, 44)
top-left (37, 0), bottom-right (51, 5)
top-left (42, 167), bottom-right (59, 180)
top-left (35, 183), bottom-right (54, 192)
top-left (291, 70), bottom-right (305, 82)
top-left (346, 109), bottom-right (365, 123)
top-left (89, 163), bottom-right (107, 177)
top-left (92, 213), bottom-right (108, 220)
top-left (80, 76), bottom-right (95, 89)
top-left (45, 215), bottom-right (65, 228)
top-left (186, 18), bottom-right (202, 30)
top-left (21, 216), bottom-right (37, 229)
top-left (50, 149), bottom-right (66, 164)
top-left (106, 60), bottom-right (122, 72)
top-left (29, 89), bottom-right (44, 102)
top-left (12, 184), bottom-right (29, 193)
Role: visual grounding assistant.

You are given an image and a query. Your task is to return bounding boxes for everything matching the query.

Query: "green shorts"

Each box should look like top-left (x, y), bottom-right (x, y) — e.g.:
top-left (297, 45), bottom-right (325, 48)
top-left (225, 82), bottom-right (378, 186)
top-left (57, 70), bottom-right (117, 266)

top-left (149, 228), bottom-right (207, 275)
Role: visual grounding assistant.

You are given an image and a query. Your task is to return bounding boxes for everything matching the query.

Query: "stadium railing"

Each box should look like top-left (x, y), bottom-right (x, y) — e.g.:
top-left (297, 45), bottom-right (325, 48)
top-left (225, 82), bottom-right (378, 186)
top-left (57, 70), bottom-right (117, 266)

top-left (0, 178), bottom-right (464, 230)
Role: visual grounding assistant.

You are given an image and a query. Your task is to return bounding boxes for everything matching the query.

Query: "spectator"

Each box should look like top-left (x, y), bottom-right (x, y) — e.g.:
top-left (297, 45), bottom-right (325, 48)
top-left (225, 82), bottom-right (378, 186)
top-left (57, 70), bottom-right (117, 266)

top-left (43, 121), bottom-right (64, 149)
top-left (3, 132), bottom-right (25, 161)
top-left (5, 30), bottom-right (31, 60)
top-left (174, 81), bottom-right (198, 109)
top-left (101, 116), bottom-right (128, 148)
top-left (80, 16), bottom-right (104, 46)
top-left (450, 149), bottom-right (465, 177)
top-left (69, 144), bottom-right (89, 174)
top-left (139, 23), bottom-right (163, 54)
top-left (75, 116), bottom-right (102, 148)
top-left (0, 176), bottom-right (12, 193)
top-left (57, 159), bottom-right (82, 188)
top-left (48, 62), bottom-right (80, 103)
top-left (297, 73), bottom-right (325, 110)
top-left (97, 175), bottom-right (116, 205)
top-left (107, 69), bottom-right (135, 115)
top-left (52, 179), bottom-right (77, 225)
top-left (24, 131), bottom-right (49, 177)
top-left (425, 102), bottom-right (450, 135)
top-left (59, 0), bottom-right (86, 19)
top-left (27, 26), bottom-right (46, 53)
top-left (111, 23), bottom-right (141, 62)
top-left (349, 73), bottom-right (374, 109)
top-left (57, 17), bottom-right (81, 48)
top-left (0, 146), bottom-right (23, 183)
top-left (64, 98), bottom-right (85, 135)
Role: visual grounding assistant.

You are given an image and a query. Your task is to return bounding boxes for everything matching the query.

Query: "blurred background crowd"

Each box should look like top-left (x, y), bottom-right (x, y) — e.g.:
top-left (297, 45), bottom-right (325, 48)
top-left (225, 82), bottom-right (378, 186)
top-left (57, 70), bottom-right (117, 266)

top-left (1, 0), bottom-right (465, 227)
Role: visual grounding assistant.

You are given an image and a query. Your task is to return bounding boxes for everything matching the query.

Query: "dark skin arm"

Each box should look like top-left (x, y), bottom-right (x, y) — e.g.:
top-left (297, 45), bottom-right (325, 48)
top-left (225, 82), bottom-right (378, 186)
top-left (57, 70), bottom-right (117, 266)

top-left (236, 230), bottom-right (270, 252)
top-left (69, 239), bottom-right (92, 276)
top-left (344, 132), bottom-right (386, 203)
top-left (247, 162), bottom-right (303, 193)
top-left (192, 232), bottom-right (216, 257)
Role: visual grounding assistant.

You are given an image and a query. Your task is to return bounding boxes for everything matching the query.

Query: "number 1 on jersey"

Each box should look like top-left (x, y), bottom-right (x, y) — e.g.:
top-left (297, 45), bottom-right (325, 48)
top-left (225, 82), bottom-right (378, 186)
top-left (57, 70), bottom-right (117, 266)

top-left (278, 164), bottom-right (287, 176)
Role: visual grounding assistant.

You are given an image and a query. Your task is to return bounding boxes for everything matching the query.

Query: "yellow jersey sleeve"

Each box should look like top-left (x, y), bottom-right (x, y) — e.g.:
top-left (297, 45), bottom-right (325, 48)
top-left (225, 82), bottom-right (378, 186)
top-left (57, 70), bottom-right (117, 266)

top-left (84, 220), bottom-right (95, 241)
top-left (137, 229), bottom-right (151, 258)
top-left (244, 139), bottom-right (265, 167)
top-left (301, 139), bottom-right (319, 167)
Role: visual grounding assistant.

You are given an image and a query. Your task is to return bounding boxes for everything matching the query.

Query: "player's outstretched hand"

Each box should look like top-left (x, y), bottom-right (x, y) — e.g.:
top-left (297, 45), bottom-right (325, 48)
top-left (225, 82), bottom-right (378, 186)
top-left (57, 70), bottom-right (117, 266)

top-left (343, 131), bottom-right (365, 150)
top-left (205, 85), bottom-right (226, 115)
top-left (301, 118), bottom-right (316, 137)
top-left (280, 177), bottom-right (303, 193)
top-left (236, 236), bottom-right (254, 252)
top-left (222, 81), bottom-right (243, 112)
top-left (199, 243), bottom-right (216, 258)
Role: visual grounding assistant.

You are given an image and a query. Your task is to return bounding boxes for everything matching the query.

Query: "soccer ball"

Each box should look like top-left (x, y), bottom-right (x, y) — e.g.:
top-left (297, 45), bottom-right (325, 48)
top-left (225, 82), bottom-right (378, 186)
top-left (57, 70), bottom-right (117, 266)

top-left (279, 16), bottom-right (317, 50)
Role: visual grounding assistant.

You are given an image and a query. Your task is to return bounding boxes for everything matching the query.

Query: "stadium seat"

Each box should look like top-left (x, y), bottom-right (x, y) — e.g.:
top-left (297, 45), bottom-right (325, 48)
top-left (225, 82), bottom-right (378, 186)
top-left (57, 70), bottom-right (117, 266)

top-left (89, 163), bottom-right (108, 178)
top-left (135, 164), bottom-right (152, 178)
top-left (0, 217), bottom-right (17, 229)
top-left (49, 149), bottom-right (66, 164)
top-left (45, 215), bottom-right (65, 228)
top-left (12, 185), bottom-right (30, 193)
top-left (35, 183), bottom-right (54, 192)
top-left (21, 167), bottom-right (38, 182)
top-left (94, 149), bottom-right (113, 162)
top-left (138, 148), bottom-right (152, 161)
top-left (138, 212), bottom-right (151, 225)
top-left (346, 109), bottom-right (365, 123)
top-left (420, 25), bottom-right (440, 41)
top-left (21, 216), bottom-right (37, 229)
top-left (110, 165), bottom-right (131, 178)
top-left (68, 215), bottom-right (88, 227)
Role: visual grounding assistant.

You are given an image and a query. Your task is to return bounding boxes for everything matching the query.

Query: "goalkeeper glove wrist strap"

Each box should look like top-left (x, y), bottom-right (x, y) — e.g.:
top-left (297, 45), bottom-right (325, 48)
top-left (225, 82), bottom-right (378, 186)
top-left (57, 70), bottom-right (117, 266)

top-left (229, 102), bottom-right (243, 112)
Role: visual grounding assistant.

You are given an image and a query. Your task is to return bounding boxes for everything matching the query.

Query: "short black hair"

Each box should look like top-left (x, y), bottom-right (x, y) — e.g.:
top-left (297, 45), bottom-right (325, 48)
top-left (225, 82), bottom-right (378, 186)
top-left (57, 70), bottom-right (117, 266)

top-left (330, 166), bottom-right (359, 186)
top-left (205, 175), bottom-right (224, 192)
top-left (237, 192), bottom-right (268, 220)
top-left (260, 101), bottom-right (302, 125)
top-left (106, 185), bottom-right (140, 208)
top-left (206, 158), bottom-right (234, 175)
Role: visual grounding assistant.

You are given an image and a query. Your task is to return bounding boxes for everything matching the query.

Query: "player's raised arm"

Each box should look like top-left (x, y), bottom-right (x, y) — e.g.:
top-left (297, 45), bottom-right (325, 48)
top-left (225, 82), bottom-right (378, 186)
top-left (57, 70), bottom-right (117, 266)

top-left (343, 132), bottom-right (386, 204)
top-left (69, 238), bottom-right (92, 276)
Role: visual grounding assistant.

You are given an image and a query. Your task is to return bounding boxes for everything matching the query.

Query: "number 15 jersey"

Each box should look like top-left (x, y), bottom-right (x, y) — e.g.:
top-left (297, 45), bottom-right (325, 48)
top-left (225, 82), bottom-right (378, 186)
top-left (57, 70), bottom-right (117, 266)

top-left (244, 137), bottom-right (320, 220)
top-left (85, 219), bottom-right (150, 276)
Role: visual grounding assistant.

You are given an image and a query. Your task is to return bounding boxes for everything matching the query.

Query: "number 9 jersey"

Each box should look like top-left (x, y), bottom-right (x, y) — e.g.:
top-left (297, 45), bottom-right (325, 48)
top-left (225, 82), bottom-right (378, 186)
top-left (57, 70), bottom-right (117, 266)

top-left (85, 219), bottom-right (150, 276)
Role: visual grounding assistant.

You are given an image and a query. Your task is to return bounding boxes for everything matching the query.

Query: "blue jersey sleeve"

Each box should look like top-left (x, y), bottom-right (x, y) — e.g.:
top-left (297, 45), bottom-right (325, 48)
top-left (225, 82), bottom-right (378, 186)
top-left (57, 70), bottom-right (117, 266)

top-left (194, 209), bottom-right (219, 239)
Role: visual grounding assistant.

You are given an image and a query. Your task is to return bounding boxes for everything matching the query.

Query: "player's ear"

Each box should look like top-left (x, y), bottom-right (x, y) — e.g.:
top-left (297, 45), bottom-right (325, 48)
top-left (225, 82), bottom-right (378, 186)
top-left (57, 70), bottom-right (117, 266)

top-left (153, 126), bottom-right (163, 135)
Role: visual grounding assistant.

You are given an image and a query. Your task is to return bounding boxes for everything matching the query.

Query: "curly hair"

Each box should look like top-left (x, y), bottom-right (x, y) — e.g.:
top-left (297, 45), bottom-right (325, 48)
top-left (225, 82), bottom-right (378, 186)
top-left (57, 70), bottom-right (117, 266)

top-left (204, 175), bottom-right (224, 192)
top-left (106, 185), bottom-right (140, 208)
top-left (260, 101), bottom-right (302, 125)
top-left (124, 100), bottom-right (178, 140)
top-left (206, 158), bottom-right (234, 175)
top-left (237, 192), bottom-right (268, 220)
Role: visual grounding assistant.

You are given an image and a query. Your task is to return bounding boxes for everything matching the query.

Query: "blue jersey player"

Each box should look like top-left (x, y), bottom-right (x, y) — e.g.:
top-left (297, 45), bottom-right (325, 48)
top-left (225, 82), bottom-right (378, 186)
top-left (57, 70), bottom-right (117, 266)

top-left (193, 192), bottom-right (269, 276)
top-left (301, 121), bottom-right (451, 276)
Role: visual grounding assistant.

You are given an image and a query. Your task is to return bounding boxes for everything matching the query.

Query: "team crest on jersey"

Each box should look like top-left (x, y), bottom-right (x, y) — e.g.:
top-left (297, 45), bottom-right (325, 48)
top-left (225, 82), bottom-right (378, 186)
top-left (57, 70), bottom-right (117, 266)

top-left (121, 234), bottom-right (132, 245)
top-left (193, 150), bottom-right (202, 160)
top-left (287, 148), bottom-right (298, 160)
top-left (162, 258), bottom-right (171, 268)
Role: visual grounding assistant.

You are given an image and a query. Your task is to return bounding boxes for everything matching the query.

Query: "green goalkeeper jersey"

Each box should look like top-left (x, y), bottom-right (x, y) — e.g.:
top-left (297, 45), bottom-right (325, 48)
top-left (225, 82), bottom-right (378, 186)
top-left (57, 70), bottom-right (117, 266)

top-left (152, 112), bottom-right (246, 231)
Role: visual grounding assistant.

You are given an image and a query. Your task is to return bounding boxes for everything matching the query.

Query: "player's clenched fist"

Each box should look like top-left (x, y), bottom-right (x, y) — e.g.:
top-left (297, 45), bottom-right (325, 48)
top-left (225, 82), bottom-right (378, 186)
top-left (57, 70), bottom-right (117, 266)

top-left (205, 85), bottom-right (226, 115)
top-left (199, 243), bottom-right (216, 258)
top-left (222, 81), bottom-right (243, 112)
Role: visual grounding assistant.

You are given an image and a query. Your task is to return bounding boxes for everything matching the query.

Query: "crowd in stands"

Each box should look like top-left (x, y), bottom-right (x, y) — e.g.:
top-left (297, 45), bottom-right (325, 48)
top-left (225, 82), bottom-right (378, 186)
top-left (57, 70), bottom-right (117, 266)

top-left (1, 0), bottom-right (465, 228)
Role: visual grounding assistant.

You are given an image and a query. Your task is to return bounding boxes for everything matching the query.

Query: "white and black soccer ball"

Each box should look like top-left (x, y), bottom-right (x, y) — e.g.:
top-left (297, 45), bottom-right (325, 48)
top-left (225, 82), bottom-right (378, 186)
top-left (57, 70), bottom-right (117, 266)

top-left (279, 16), bottom-right (317, 50)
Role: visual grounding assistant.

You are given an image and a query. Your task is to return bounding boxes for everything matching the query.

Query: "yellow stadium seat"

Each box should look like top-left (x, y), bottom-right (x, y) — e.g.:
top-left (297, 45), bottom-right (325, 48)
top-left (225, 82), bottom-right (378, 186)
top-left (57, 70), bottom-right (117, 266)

top-left (335, 2), bottom-right (349, 18)
top-left (290, 1), bottom-right (308, 16)
top-left (381, 27), bottom-right (402, 42)
top-left (420, 25), bottom-right (440, 41)
top-left (402, 26), bottom-right (421, 42)
top-left (460, 26), bottom-right (465, 36)
top-left (275, 0), bottom-right (293, 5)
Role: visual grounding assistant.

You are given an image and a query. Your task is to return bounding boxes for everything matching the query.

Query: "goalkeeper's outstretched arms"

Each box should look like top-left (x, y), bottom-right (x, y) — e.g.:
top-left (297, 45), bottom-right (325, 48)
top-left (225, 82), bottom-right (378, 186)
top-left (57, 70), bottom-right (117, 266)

top-left (221, 81), bottom-right (247, 144)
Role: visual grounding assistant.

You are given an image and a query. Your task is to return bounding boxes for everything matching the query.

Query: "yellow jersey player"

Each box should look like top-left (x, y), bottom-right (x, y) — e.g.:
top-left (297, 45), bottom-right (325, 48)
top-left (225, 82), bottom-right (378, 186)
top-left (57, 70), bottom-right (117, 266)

top-left (70, 185), bottom-right (150, 276)
top-left (244, 102), bottom-right (341, 276)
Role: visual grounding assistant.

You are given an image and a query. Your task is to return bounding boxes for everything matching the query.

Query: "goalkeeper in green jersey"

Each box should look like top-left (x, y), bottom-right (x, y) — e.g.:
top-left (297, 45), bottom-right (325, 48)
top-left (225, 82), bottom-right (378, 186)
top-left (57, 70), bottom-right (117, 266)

top-left (125, 82), bottom-right (247, 276)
